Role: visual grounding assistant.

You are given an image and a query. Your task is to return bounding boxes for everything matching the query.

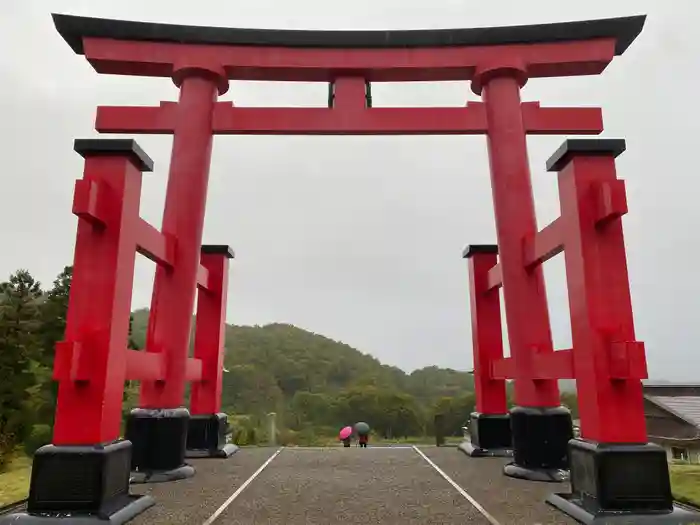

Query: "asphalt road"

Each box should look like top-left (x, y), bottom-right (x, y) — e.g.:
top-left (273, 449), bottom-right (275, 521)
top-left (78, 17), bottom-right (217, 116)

top-left (130, 446), bottom-right (575, 525)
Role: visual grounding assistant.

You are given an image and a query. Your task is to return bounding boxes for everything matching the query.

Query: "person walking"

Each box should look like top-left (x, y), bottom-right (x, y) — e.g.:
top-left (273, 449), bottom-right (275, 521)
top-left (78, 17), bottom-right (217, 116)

top-left (358, 433), bottom-right (368, 448)
top-left (339, 426), bottom-right (353, 447)
top-left (355, 421), bottom-right (370, 448)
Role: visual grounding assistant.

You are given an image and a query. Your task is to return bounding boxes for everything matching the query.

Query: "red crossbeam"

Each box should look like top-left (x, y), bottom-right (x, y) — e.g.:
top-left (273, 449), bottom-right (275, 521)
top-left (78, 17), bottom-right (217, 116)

top-left (185, 357), bottom-right (203, 382)
top-left (83, 37), bottom-right (616, 82)
top-left (136, 219), bottom-right (174, 268)
top-left (491, 343), bottom-right (648, 381)
top-left (523, 217), bottom-right (564, 269)
top-left (133, 218), bottom-right (213, 289)
top-left (57, 344), bottom-right (206, 383)
top-left (72, 179), bottom-right (106, 226)
top-left (125, 350), bottom-right (164, 381)
top-left (196, 264), bottom-right (210, 290)
top-left (96, 102), bottom-right (603, 136)
top-left (125, 350), bottom-right (203, 382)
top-left (486, 264), bottom-right (503, 291)
top-left (491, 350), bottom-right (574, 380)
top-left (486, 217), bottom-right (565, 289)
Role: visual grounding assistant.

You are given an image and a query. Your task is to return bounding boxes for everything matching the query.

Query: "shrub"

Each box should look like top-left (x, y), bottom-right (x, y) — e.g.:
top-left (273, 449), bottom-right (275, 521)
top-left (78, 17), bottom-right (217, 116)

top-left (23, 424), bottom-right (52, 456)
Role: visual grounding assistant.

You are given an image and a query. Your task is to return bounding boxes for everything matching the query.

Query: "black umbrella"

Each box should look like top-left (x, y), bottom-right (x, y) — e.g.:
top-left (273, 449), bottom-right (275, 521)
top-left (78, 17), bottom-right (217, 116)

top-left (354, 421), bottom-right (370, 436)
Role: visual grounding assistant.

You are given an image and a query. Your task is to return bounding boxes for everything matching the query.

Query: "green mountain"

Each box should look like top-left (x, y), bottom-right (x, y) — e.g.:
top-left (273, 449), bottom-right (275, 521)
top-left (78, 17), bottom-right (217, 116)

top-left (130, 309), bottom-right (476, 427)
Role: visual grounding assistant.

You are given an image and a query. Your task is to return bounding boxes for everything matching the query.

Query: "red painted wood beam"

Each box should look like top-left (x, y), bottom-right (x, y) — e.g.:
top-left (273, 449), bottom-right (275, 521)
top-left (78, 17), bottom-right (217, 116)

top-left (486, 217), bottom-right (566, 288)
top-left (125, 349), bottom-right (164, 381)
top-left (491, 350), bottom-right (574, 380)
top-left (96, 102), bottom-right (602, 136)
top-left (490, 344), bottom-right (647, 381)
top-left (82, 37), bottom-right (616, 82)
top-left (486, 264), bottom-right (503, 291)
top-left (196, 264), bottom-right (210, 290)
top-left (135, 218), bottom-right (175, 268)
top-left (125, 351), bottom-right (203, 382)
top-left (185, 357), bottom-right (203, 382)
top-left (523, 217), bottom-right (565, 269)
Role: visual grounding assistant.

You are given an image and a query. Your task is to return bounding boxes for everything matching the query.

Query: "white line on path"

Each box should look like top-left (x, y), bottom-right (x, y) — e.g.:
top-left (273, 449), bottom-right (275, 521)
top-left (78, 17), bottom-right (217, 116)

top-left (201, 447), bottom-right (284, 525)
top-left (412, 446), bottom-right (502, 525)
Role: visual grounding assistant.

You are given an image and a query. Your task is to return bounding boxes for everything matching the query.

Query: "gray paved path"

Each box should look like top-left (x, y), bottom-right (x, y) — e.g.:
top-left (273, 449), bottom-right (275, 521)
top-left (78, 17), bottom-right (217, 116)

top-left (422, 447), bottom-right (576, 525)
top-left (130, 446), bottom-right (575, 525)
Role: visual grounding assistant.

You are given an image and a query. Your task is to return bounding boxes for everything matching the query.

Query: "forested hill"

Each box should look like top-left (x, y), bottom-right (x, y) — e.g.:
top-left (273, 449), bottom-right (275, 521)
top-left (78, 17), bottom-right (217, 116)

top-left (130, 309), bottom-right (475, 417)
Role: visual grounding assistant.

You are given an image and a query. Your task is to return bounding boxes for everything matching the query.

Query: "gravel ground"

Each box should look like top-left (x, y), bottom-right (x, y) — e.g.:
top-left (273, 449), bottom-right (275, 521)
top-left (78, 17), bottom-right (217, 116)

top-left (129, 447), bottom-right (278, 525)
top-left (125, 446), bottom-right (579, 525)
top-left (422, 446), bottom-right (577, 525)
top-left (214, 446), bottom-right (492, 525)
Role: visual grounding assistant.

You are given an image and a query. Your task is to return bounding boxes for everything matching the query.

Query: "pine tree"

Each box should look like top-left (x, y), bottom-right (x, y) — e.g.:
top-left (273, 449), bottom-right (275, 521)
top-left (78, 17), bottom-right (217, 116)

top-left (0, 270), bottom-right (43, 467)
top-left (32, 266), bottom-right (73, 427)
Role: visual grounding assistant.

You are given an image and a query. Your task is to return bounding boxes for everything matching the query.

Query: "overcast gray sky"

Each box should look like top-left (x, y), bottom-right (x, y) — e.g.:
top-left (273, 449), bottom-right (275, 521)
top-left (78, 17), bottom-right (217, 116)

top-left (1, 0), bottom-right (698, 380)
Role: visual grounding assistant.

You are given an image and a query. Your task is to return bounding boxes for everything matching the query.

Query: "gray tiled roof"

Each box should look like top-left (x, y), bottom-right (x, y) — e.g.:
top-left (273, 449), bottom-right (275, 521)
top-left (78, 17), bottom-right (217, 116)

top-left (646, 395), bottom-right (700, 428)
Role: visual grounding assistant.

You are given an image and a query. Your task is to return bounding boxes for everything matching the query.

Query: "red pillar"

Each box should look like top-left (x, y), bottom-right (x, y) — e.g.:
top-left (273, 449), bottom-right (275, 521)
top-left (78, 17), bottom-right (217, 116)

top-left (474, 67), bottom-right (559, 408)
top-left (551, 139), bottom-right (647, 443)
top-left (473, 67), bottom-right (571, 479)
top-left (140, 67), bottom-right (229, 409)
top-left (545, 140), bottom-right (680, 521)
top-left (465, 245), bottom-right (507, 414)
top-left (52, 139), bottom-right (152, 445)
top-left (461, 244), bottom-right (513, 457)
top-left (184, 245), bottom-right (238, 458)
top-left (190, 245), bottom-right (233, 415)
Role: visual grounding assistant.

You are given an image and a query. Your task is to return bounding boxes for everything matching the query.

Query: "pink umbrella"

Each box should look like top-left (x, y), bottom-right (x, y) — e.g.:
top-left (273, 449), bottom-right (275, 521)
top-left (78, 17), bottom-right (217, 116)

top-left (339, 426), bottom-right (353, 440)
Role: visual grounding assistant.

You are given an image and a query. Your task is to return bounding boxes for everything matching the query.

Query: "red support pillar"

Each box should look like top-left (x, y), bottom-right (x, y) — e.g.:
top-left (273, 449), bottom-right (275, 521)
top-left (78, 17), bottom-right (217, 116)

top-left (552, 139), bottom-right (647, 443)
top-left (140, 67), bottom-right (228, 410)
top-left (25, 139), bottom-right (155, 520)
top-left (186, 245), bottom-right (238, 458)
top-left (126, 65), bottom-right (230, 483)
top-left (473, 66), bottom-right (572, 481)
top-left (545, 139), bottom-right (689, 522)
top-left (53, 139), bottom-right (151, 444)
top-left (460, 245), bottom-right (512, 457)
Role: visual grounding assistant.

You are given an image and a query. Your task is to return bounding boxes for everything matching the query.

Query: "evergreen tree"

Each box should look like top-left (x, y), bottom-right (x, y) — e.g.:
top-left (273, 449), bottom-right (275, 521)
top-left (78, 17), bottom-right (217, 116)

top-left (33, 266), bottom-right (73, 425)
top-left (0, 270), bottom-right (43, 467)
top-left (40, 266), bottom-right (72, 365)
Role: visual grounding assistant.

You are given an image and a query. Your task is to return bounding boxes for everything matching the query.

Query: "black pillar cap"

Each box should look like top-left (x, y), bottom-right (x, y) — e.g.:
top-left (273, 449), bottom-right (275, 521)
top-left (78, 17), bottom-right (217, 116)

top-left (463, 244), bottom-right (498, 258)
top-left (74, 138), bottom-right (154, 172)
top-left (201, 244), bottom-right (235, 259)
top-left (546, 138), bottom-right (626, 173)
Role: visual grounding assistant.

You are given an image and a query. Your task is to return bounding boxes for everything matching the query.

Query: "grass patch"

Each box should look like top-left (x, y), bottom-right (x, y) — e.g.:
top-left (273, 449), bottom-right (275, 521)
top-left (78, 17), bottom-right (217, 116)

top-left (670, 462), bottom-right (700, 507)
top-left (0, 455), bottom-right (31, 506)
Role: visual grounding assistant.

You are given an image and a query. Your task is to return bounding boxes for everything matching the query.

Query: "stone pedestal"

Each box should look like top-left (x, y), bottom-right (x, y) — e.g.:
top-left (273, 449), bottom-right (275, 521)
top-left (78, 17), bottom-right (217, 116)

top-left (503, 405), bottom-right (572, 482)
top-left (0, 440), bottom-right (154, 524)
top-left (547, 439), bottom-right (700, 523)
top-left (185, 413), bottom-right (238, 458)
top-left (459, 412), bottom-right (513, 457)
top-left (125, 407), bottom-right (195, 483)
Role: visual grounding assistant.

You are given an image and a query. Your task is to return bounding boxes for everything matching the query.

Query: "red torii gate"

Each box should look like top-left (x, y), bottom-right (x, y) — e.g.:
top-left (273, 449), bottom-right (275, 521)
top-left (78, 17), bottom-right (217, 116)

top-left (3, 11), bottom-right (696, 525)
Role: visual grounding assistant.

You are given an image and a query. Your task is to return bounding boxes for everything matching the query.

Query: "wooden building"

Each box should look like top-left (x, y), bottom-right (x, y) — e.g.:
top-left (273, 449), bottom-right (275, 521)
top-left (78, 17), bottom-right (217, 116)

top-left (570, 383), bottom-right (700, 462)
top-left (643, 382), bottom-right (700, 463)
